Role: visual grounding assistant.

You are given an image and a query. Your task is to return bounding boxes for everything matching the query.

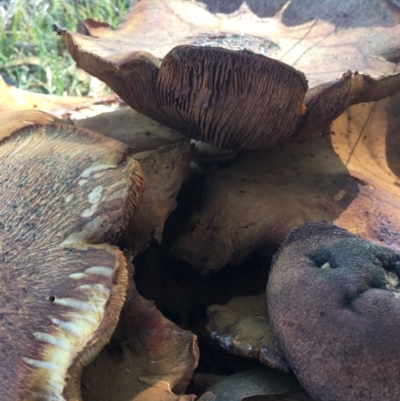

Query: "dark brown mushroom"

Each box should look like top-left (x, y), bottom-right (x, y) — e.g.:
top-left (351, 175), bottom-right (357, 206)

top-left (170, 92), bottom-right (400, 274)
top-left (267, 222), bottom-right (400, 401)
top-left (61, 0), bottom-right (400, 150)
top-left (0, 124), bottom-right (144, 400)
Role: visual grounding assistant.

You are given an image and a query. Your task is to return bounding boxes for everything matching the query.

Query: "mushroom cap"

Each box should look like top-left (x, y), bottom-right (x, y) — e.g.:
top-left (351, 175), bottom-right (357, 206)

top-left (206, 294), bottom-right (287, 371)
top-left (0, 124), bottom-right (144, 400)
top-left (81, 258), bottom-right (199, 401)
top-left (267, 222), bottom-right (400, 401)
top-left (197, 366), bottom-right (303, 401)
top-left (170, 113), bottom-right (400, 273)
top-left (61, 0), bottom-right (400, 150)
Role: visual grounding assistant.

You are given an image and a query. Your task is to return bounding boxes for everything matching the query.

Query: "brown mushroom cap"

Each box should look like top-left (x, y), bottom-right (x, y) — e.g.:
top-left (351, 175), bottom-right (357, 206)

top-left (61, 0), bottom-right (400, 150)
top-left (0, 124), bottom-right (144, 400)
top-left (206, 294), bottom-right (287, 371)
top-left (267, 222), bottom-right (400, 401)
top-left (170, 92), bottom-right (400, 274)
top-left (81, 258), bottom-right (199, 401)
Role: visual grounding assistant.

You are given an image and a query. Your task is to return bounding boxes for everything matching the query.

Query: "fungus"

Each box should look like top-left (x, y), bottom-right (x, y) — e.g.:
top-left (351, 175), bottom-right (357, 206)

top-left (206, 294), bottom-right (287, 371)
top-left (170, 93), bottom-right (400, 273)
top-left (267, 222), bottom-right (400, 401)
top-left (77, 108), bottom-right (194, 254)
top-left (81, 258), bottom-right (198, 401)
top-left (125, 141), bottom-right (193, 253)
top-left (197, 366), bottom-right (306, 401)
top-left (0, 124), bottom-right (144, 400)
top-left (75, 108), bottom-right (186, 152)
top-left (61, 0), bottom-right (400, 150)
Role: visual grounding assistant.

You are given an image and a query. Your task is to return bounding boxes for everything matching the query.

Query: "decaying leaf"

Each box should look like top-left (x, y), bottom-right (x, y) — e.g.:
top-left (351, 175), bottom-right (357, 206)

top-left (0, 75), bottom-right (121, 119)
top-left (267, 223), bottom-right (400, 401)
top-left (170, 93), bottom-right (400, 273)
top-left (197, 366), bottom-right (305, 401)
top-left (0, 124), bottom-right (145, 400)
top-left (206, 294), bottom-right (287, 371)
top-left (81, 260), bottom-right (199, 401)
top-left (61, 0), bottom-right (400, 150)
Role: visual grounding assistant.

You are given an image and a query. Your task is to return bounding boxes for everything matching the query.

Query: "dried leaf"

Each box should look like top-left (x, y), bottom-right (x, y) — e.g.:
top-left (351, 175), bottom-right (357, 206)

top-left (170, 94), bottom-right (400, 273)
top-left (206, 294), bottom-right (287, 371)
top-left (197, 366), bottom-right (303, 401)
top-left (0, 75), bottom-right (121, 119)
top-left (61, 0), bottom-right (400, 150)
top-left (81, 261), bottom-right (199, 401)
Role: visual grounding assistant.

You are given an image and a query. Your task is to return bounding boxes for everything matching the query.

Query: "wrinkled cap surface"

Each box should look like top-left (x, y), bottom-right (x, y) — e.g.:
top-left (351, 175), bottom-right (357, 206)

top-left (267, 222), bottom-right (400, 401)
top-left (0, 124), bottom-right (145, 400)
top-left (62, 0), bottom-right (400, 150)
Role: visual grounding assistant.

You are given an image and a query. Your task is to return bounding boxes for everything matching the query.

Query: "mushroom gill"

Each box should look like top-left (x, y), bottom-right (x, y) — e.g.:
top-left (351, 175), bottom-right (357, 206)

top-left (0, 124), bottom-right (145, 400)
top-left (61, 0), bottom-right (400, 150)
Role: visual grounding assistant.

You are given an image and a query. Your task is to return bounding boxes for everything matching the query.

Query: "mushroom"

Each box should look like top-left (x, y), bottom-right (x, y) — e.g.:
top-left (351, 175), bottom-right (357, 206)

top-left (206, 294), bottom-right (287, 371)
top-left (81, 257), bottom-right (199, 401)
top-left (267, 222), bottom-right (400, 401)
top-left (60, 0), bottom-right (400, 150)
top-left (75, 107), bottom-right (186, 152)
top-left (0, 110), bottom-right (60, 141)
top-left (125, 141), bottom-right (193, 253)
top-left (171, 97), bottom-right (400, 274)
top-left (76, 108), bottom-right (194, 254)
top-left (0, 124), bottom-right (144, 400)
top-left (170, 92), bottom-right (400, 273)
top-left (197, 366), bottom-right (306, 401)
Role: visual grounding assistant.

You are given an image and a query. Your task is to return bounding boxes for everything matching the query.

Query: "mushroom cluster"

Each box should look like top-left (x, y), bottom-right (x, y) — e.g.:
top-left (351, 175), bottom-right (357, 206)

top-left (2, 0), bottom-right (400, 400)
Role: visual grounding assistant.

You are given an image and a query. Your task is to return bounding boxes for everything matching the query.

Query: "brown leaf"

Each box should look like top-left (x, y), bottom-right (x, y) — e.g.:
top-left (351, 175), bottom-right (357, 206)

top-left (61, 0), bottom-right (400, 150)
top-left (197, 366), bottom-right (304, 401)
top-left (170, 93), bottom-right (400, 273)
top-left (81, 260), bottom-right (199, 401)
top-left (206, 294), bottom-right (287, 371)
top-left (0, 75), bottom-right (121, 119)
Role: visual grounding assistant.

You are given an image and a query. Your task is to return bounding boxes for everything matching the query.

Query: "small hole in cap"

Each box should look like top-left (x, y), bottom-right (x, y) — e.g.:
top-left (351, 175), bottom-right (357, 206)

top-left (47, 296), bottom-right (56, 303)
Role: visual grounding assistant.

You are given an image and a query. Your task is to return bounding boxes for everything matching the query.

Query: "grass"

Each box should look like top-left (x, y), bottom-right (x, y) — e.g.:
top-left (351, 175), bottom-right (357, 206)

top-left (0, 0), bottom-right (132, 96)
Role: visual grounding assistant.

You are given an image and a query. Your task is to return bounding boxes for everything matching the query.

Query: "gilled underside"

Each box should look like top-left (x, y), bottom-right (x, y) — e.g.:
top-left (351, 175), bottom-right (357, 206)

top-left (0, 124), bottom-right (144, 400)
